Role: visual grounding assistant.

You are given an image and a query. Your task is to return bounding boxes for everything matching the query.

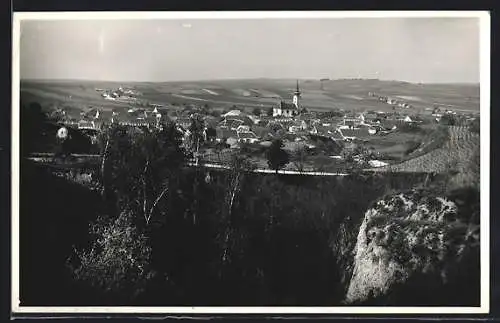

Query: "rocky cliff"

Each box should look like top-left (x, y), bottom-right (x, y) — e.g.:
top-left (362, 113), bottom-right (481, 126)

top-left (344, 188), bottom-right (480, 305)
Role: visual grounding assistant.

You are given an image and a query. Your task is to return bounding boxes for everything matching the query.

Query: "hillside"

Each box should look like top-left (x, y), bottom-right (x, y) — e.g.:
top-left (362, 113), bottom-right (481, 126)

top-left (380, 126), bottom-right (480, 188)
top-left (21, 157), bottom-right (430, 306)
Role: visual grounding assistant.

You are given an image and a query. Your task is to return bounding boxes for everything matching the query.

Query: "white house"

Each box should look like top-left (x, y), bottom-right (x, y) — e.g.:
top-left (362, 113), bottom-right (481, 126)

top-left (368, 160), bottom-right (389, 168)
top-left (402, 116), bottom-right (413, 123)
top-left (236, 125), bottom-right (251, 133)
top-left (223, 110), bottom-right (242, 118)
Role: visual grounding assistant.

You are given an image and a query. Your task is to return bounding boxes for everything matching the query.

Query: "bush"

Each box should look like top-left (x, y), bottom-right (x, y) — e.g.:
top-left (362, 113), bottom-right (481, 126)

top-left (67, 210), bottom-right (156, 302)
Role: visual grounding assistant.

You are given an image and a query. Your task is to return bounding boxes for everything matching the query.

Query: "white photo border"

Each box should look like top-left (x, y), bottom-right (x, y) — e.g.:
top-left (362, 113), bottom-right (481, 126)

top-left (11, 10), bottom-right (491, 315)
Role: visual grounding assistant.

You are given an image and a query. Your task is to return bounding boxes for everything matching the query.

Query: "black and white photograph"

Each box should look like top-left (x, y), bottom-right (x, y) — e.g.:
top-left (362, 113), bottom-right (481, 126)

top-left (11, 11), bottom-right (490, 315)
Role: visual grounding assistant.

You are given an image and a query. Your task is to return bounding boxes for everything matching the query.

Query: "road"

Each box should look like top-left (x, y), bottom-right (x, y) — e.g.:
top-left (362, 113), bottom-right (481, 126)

top-left (28, 153), bottom-right (350, 177)
top-left (188, 162), bottom-right (349, 176)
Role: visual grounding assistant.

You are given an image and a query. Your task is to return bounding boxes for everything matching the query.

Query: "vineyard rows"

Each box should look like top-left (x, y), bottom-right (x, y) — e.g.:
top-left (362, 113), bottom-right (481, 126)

top-left (374, 126), bottom-right (480, 175)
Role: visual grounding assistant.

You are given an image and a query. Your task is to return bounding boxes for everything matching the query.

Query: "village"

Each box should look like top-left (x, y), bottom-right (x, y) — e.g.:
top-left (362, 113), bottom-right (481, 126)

top-left (51, 81), bottom-right (479, 172)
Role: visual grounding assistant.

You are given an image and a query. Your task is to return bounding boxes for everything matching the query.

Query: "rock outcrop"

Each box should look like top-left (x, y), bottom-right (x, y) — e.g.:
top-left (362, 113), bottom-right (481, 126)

top-left (345, 188), bottom-right (480, 305)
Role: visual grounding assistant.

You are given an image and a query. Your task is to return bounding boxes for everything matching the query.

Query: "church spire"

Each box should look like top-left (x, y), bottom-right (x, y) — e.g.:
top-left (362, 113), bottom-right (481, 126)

top-left (294, 79), bottom-right (301, 95)
top-left (292, 79), bottom-right (301, 109)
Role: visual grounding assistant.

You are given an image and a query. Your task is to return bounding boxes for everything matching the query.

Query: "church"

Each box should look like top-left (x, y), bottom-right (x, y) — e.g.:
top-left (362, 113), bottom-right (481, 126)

top-left (272, 80), bottom-right (302, 117)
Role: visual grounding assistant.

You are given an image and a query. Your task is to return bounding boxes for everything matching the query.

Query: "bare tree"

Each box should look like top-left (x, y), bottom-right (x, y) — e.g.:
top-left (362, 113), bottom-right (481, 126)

top-left (219, 155), bottom-right (255, 271)
top-left (291, 145), bottom-right (308, 173)
top-left (101, 122), bottom-right (186, 226)
top-left (188, 114), bottom-right (206, 166)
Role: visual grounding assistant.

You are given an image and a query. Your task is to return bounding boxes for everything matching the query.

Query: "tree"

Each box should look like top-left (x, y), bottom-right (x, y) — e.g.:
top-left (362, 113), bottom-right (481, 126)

top-left (99, 122), bottom-right (187, 225)
top-left (266, 107), bottom-right (274, 117)
top-left (269, 122), bottom-right (282, 134)
top-left (67, 210), bottom-right (156, 302)
top-left (217, 154), bottom-right (255, 272)
top-left (291, 145), bottom-right (308, 172)
top-left (266, 139), bottom-right (289, 173)
top-left (21, 102), bottom-right (50, 156)
top-left (214, 140), bottom-right (229, 164)
top-left (205, 126), bottom-right (217, 142)
top-left (209, 110), bottom-right (221, 118)
top-left (188, 114), bottom-right (206, 165)
top-left (252, 107), bottom-right (262, 116)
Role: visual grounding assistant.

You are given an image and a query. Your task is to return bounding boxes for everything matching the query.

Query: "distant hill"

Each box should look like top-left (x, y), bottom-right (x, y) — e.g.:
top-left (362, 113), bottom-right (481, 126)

top-left (20, 78), bottom-right (480, 114)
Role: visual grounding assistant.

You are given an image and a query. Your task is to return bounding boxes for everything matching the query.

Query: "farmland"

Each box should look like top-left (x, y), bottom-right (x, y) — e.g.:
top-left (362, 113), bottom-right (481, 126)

top-left (20, 78), bottom-right (480, 116)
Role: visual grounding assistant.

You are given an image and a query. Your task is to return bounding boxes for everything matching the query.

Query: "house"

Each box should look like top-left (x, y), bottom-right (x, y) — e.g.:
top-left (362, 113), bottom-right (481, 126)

top-left (236, 125), bottom-right (251, 133)
top-left (247, 114), bottom-right (261, 125)
top-left (78, 120), bottom-right (99, 130)
top-left (298, 112), bottom-right (316, 121)
top-left (363, 112), bottom-right (379, 124)
top-left (343, 113), bottom-right (364, 128)
top-left (401, 116), bottom-right (413, 123)
top-left (220, 119), bottom-right (244, 130)
top-left (329, 130), bottom-right (345, 141)
top-left (358, 123), bottom-right (378, 134)
top-left (237, 131), bottom-right (259, 144)
top-left (83, 108), bottom-right (101, 120)
top-left (226, 137), bottom-right (240, 148)
top-left (368, 160), bottom-right (389, 168)
top-left (216, 128), bottom-right (238, 144)
top-left (223, 110), bottom-right (242, 118)
top-left (288, 125), bottom-right (302, 133)
top-left (224, 114), bottom-right (254, 126)
top-left (379, 119), bottom-right (398, 131)
top-left (312, 124), bottom-right (331, 137)
top-left (176, 117), bottom-right (192, 130)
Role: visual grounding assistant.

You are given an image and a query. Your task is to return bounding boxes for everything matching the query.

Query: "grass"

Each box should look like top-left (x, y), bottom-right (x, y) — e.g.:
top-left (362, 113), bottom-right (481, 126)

top-left (363, 126), bottom-right (433, 161)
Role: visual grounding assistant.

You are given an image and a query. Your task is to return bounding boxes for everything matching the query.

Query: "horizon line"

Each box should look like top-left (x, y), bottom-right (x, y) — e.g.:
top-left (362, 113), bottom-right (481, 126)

top-left (19, 77), bottom-right (480, 86)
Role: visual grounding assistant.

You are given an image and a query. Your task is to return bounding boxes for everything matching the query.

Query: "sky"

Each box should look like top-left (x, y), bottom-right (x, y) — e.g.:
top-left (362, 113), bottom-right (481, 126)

top-left (19, 17), bottom-right (481, 83)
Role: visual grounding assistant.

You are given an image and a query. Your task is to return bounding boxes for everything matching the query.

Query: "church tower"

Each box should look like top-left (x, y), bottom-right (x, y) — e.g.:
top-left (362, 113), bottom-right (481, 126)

top-left (292, 79), bottom-right (301, 108)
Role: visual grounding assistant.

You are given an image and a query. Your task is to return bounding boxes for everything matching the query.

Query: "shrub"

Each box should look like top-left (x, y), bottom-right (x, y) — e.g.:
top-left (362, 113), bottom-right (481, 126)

top-left (67, 210), bottom-right (156, 301)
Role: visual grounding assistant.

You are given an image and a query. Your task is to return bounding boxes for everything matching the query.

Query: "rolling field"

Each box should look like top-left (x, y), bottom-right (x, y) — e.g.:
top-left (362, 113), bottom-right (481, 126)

top-left (20, 78), bottom-right (480, 114)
